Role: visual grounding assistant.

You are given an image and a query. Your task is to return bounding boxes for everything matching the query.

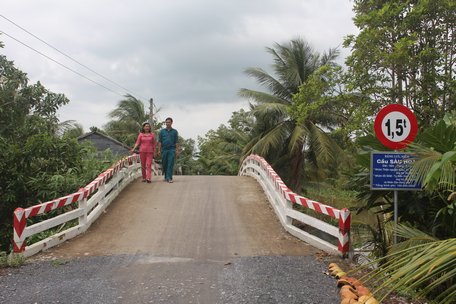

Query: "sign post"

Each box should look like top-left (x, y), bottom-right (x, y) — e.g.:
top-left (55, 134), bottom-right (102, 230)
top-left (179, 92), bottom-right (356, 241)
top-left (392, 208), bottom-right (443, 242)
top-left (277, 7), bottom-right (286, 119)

top-left (373, 104), bottom-right (419, 244)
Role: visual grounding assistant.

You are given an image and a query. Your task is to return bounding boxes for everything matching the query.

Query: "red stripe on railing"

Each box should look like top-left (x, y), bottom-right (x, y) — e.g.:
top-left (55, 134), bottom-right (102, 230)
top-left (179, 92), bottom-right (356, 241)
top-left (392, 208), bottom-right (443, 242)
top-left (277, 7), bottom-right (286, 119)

top-left (242, 154), bottom-right (351, 257)
top-left (12, 154), bottom-right (141, 253)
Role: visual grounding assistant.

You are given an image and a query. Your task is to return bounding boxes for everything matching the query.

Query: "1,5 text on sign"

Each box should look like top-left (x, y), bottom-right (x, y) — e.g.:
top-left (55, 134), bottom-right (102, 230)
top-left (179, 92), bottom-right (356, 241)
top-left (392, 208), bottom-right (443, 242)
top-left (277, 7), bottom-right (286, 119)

top-left (374, 104), bottom-right (418, 150)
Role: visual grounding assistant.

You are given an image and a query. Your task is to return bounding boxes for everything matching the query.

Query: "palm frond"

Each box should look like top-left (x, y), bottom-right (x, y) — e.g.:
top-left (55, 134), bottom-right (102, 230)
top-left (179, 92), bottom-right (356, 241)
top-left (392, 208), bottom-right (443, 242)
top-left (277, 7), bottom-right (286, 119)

top-left (307, 122), bottom-right (336, 163)
top-left (273, 39), bottom-right (318, 90)
top-left (108, 94), bottom-right (147, 127)
top-left (390, 224), bottom-right (438, 254)
top-left (243, 67), bottom-right (292, 100)
top-left (55, 120), bottom-right (83, 137)
top-left (407, 143), bottom-right (442, 187)
top-left (356, 225), bottom-right (456, 304)
top-left (238, 89), bottom-right (289, 105)
top-left (250, 102), bottom-right (289, 121)
top-left (288, 123), bottom-right (307, 155)
top-left (239, 37), bottom-right (342, 185)
top-left (407, 142), bottom-right (456, 192)
top-left (320, 47), bottom-right (340, 66)
top-left (251, 121), bottom-right (290, 156)
top-left (419, 120), bottom-right (456, 153)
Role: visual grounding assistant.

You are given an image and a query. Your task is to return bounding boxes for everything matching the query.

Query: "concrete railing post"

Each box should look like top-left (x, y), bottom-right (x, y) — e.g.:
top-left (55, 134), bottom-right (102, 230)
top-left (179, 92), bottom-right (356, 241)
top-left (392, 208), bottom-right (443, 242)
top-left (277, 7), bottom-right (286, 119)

top-left (78, 188), bottom-right (88, 229)
top-left (13, 208), bottom-right (27, 253)
top-left (338, 207), bottom-right (351, 258)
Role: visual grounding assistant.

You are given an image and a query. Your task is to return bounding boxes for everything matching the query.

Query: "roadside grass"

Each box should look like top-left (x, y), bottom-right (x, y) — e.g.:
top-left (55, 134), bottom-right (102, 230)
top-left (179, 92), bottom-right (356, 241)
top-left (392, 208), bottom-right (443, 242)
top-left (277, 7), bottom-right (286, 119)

top-left (294, 182), bottom-right (377, 248)
top-left (0, 251), bottom-right (25, 268)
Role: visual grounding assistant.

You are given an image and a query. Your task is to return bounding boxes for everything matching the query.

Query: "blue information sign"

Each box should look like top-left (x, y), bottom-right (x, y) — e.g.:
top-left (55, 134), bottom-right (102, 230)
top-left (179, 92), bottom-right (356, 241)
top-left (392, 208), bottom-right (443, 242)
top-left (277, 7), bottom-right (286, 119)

top-left (371, 152), bottom-right (421, 190)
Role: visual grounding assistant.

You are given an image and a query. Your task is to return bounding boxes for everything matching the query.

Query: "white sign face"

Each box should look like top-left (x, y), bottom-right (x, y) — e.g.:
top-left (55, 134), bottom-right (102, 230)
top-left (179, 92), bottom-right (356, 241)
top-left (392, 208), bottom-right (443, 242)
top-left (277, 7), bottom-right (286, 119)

top-left (381, 111), bottom-right (411, 142)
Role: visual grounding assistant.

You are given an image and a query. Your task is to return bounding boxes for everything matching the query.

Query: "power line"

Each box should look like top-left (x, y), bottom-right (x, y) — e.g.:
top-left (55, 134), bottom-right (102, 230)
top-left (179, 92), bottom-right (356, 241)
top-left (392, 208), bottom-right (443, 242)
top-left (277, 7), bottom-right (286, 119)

top-left (0, 29), bottom-right (125, 97)
top-left (0, 14), bottom-right (150, 101)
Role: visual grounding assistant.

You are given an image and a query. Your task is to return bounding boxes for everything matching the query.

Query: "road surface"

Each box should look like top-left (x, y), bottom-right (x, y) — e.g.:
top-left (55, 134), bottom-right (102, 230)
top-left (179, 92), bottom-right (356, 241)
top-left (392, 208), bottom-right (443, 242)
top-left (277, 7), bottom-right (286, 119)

top-left (0, 176), bottom-right (339, 303)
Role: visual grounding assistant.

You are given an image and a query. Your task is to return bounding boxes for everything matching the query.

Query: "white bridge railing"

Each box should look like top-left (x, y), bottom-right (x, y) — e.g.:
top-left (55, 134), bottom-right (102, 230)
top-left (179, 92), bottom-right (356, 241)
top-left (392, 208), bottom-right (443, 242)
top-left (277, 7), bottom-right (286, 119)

top-left (13, 154), bottom-right (350, 257)
top-left (239, 154), bottom-right (351, 257)
top-left (12, 154), bottom-right (159, 257)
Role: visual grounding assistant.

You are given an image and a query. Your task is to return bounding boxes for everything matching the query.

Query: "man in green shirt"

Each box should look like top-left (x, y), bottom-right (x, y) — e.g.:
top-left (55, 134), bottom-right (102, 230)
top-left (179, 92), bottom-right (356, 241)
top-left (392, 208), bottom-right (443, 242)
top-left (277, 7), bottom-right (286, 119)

top-left (157, 117), bottom-right (179, 183)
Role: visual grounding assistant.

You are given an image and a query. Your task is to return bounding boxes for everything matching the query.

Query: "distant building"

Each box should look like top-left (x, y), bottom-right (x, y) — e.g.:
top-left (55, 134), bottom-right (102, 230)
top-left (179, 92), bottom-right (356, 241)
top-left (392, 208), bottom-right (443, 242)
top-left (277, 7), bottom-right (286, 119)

top-left (77, 130), bottom-right (131, 156)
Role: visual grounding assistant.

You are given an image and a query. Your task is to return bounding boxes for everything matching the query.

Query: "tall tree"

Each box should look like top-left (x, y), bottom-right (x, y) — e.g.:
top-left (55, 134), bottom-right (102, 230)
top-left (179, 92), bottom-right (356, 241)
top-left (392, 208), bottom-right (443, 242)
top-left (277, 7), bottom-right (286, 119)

top-left (104, 94), bottom-right (158, 146)
top-left (57, 120), bottom-right (84, 138)
top-left (175, 137), bottom-right (200, 175)
top-left (344, 0), bottom-right (456, 126)
top-left (0, 42), bottom-right (107, 252)
top-left (239, 37), bottom-right (341, 189)
top-left (0, 51), bottom-right (70, 138)
top-left (198, 109), bottom-right (253, 175)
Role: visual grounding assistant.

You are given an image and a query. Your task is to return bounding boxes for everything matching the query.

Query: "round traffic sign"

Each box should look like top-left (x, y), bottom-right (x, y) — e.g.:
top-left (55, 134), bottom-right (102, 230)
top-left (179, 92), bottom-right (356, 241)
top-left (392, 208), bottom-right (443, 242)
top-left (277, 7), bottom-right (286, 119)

top-left (374, 104), bottom-right (418, 150)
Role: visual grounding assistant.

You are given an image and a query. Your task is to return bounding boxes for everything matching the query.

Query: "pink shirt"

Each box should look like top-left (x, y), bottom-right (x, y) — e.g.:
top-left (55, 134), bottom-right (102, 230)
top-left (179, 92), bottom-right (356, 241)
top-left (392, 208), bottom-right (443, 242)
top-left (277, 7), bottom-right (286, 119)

top-left (135, 133), bottom-right (156, 153)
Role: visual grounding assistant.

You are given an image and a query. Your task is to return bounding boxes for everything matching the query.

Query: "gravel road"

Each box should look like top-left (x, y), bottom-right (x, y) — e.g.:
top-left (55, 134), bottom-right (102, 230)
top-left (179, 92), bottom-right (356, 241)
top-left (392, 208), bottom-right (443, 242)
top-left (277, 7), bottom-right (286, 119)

top-left (0, 176), bottom-right (339, 303)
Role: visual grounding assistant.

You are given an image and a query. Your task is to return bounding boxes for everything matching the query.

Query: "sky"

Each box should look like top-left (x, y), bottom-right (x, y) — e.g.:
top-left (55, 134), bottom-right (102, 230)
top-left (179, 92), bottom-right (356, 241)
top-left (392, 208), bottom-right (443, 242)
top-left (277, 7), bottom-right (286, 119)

top-left (1, 0), bottom-right (358, 141)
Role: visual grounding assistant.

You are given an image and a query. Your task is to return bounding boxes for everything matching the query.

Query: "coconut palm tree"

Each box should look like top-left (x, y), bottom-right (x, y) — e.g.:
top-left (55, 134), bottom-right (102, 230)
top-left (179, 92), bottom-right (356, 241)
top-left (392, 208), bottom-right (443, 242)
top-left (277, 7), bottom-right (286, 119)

top-left (239, 37), bottom-right (342, 189)
top-left (360, 224), bottom-right (455, 304)
top-left (406, 114), bottom-right (456, 239)
top-left (353, 114), bottom-right (456, 303)
top-left (56, 120), bottom-right (84, 138)
top-left (104, 94), bottom-right (159, 146)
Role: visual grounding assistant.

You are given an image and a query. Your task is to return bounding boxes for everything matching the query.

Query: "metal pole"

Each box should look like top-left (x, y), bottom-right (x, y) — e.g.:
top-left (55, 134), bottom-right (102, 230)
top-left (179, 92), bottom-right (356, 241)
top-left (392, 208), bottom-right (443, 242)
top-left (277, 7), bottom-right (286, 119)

top-left (149, 98), bottom-right (154, 130)
top-left (394, 190), bottom-right (398, 244)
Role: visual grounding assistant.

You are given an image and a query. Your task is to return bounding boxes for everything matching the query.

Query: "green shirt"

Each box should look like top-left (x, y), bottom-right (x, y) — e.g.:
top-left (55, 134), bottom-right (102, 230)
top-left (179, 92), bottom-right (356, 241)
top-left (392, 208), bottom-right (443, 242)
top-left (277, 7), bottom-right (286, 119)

top-left (159, 128), bottom-right (178, 150)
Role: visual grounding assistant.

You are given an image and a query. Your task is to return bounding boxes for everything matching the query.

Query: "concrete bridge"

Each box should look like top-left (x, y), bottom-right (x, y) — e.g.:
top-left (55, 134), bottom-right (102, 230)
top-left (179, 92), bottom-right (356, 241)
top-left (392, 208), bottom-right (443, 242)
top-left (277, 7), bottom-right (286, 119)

top-left (3, 155), bottom-right (350, 303)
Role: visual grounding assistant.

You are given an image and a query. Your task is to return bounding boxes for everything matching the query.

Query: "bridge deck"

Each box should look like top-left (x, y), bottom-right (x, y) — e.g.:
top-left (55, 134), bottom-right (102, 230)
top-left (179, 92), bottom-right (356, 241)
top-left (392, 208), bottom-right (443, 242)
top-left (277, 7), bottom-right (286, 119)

top-left (46, 175), bottom-right (317, 259)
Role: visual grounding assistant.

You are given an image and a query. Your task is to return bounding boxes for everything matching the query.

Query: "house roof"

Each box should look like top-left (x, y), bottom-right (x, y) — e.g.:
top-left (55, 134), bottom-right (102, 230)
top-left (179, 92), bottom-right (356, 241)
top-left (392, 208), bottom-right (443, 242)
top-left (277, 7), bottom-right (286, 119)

top-left (77, 130), bottom-right (131, 150)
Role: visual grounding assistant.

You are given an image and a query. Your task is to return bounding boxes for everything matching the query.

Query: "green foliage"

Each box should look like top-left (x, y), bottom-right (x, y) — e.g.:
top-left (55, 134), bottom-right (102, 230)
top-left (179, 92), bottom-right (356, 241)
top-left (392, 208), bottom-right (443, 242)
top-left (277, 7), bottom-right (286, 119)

top-left (239, 37), bottom-right (347, 190)
top-left (344, 0), bottom-right (456, 126)
top-left (51, 259), bottom-right (69, 267)
top-left (0, 251), bottom-right (25, 268)
top-left (103, 94), bottom-right (159, 146)
top-left (409, 144), bottom-right (456, 193)
top-left (358, 225), bottom-right (455, 304)
top-left (58, 120), bottom-right (84, 138)
top-left (0, 251), bottom-right (6, 266)
top-left (302, 182), bottom-right (360, 210)
top-left (351, 114), bottom-right (456, 249)
top-left (104, 95), bottom-right (201, 175)
top-left (291, 65), bottom-right (345, 125)
top-left (351, 217), bottom-right (392, 258)
top-left (175, 137), bottom-right (200, 175)
top-left (0, 133), bottom-right (115, 251)
top-left (198, 109), bottom-right (253, 175)
top-left (0, 43), bottom-right (112, 252)
top-left (405, 115), bottom-right (456, 237)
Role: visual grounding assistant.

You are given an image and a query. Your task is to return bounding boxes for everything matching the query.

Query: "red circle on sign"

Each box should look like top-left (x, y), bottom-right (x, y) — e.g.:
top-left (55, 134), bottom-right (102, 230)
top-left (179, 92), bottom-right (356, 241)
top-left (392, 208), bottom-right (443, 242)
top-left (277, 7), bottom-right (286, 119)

top-left (374, 104), bottom-right (418, 150)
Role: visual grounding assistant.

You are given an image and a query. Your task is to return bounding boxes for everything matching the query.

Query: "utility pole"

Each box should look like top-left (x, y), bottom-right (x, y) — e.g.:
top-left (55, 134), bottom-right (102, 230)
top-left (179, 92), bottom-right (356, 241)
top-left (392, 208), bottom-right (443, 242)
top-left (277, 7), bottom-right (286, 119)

top-left (149, 98), bottom-right (154, 131)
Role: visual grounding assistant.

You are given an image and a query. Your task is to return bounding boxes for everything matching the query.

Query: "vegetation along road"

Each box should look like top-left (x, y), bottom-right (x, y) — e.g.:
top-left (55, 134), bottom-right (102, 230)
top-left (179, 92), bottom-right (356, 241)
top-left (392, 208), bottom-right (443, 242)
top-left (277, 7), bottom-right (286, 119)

top-left (0, 176), bottom-right (339, 304)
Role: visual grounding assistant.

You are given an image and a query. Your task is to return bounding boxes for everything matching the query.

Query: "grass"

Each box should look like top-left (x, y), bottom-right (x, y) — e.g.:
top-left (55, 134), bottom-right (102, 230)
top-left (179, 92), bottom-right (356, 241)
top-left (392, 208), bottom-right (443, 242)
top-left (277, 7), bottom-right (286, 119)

top-left (296, 182), bottom-right (379, 248)
top-left (0, 251), bottom-right (25, 268)
top-left (302, 181), bottom-right (360, 209)
top-left (51, 259), bottom-right (69, 267)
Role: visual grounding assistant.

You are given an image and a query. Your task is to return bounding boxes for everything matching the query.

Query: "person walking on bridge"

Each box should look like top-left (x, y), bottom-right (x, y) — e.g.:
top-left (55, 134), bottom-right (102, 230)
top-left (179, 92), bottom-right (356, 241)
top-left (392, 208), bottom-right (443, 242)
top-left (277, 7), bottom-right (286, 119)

top-left (157, 117), bottom-right (179, 183)
top-left (131, 122), bottom-right (156, 183)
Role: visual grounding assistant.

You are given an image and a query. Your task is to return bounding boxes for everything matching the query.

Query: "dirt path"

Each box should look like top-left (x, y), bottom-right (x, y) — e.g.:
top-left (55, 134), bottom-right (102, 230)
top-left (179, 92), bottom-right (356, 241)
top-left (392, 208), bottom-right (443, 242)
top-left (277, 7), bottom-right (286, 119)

top-left (47, 175), bottom-right (317, 259)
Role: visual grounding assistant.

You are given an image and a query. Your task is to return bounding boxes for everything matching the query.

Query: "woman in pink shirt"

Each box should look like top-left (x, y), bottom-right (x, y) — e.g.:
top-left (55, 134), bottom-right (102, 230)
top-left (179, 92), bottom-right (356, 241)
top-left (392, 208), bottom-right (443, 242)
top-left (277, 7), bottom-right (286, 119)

top-left (131, 122), bottom-right (156, 183)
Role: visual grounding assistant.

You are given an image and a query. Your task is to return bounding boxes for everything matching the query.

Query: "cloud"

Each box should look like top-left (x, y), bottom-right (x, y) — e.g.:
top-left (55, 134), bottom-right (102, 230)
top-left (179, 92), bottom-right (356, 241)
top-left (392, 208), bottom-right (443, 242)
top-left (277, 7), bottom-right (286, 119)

top-left (1, 0), bottom-right (357, 140)
top-left (155, 100), bottom-right (249, 141)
